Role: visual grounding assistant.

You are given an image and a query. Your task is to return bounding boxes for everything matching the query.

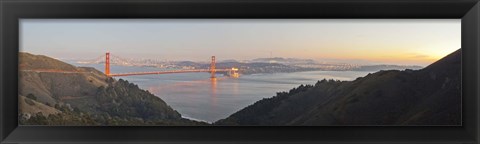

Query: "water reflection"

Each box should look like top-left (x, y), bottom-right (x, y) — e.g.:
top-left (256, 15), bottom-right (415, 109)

top-left (210, 78), bottom-right (217, 106)
top-left (232, 79), bottom-right (239, 96)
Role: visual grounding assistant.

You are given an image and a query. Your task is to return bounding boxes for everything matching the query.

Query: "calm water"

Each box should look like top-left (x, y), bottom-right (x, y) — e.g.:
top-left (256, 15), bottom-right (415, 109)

top-left (73, 63), bottom-right (372, 123)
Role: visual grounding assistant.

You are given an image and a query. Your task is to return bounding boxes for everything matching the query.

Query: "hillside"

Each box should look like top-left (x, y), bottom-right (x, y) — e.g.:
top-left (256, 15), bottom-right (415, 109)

top-left (19, 52), bottom-right (206, 125)
top-left (215, 49), bottom-right (461, 125)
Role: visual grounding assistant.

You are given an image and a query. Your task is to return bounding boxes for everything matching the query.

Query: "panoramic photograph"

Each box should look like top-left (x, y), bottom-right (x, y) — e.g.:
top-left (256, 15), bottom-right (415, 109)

top-left (18, 19), bottom-right (461, 126)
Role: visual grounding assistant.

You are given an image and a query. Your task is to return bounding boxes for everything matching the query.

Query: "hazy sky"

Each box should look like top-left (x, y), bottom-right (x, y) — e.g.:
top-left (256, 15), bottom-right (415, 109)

top-left (20, 19), bottom-right (460, 66)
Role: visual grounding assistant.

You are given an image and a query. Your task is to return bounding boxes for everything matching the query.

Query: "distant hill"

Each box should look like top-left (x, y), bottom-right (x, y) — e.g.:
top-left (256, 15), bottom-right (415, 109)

top-left (219, 59), bottom-right (239, 63)
top-left (251, 57), bottom-right (316, 64)
top-left (215, 49), bottom-right (461, 125)
top-left (354, 65), bottom-right (423, 71)
top-left (19, 52), bottom-right (206, 125)
top-left (204, 61), bottom-right (317, 75)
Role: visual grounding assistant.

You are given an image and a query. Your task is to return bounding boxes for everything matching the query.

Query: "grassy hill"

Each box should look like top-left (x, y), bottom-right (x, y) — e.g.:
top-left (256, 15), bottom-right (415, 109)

top-left (215, 49), bottom-right (461, 126)
top-left (19, 52), bottom-right (207, 125)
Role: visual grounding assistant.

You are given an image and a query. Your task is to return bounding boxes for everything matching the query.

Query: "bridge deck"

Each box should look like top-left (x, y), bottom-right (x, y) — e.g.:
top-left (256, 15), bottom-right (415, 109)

top-left (109, 69), bottom-right (235, 77)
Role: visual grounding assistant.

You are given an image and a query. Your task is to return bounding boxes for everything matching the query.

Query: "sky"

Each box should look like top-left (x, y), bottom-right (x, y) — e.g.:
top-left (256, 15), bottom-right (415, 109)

top-left (20, 19), bottom-right (460, 66)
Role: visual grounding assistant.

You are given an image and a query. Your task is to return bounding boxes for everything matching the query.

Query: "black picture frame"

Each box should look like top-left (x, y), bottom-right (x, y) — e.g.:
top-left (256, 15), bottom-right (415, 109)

top-left (1, 0), bottom-right (479, 143)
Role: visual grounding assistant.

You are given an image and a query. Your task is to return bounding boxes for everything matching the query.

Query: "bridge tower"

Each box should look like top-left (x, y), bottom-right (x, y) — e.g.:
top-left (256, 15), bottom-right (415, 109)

top-left (210, 56), bottom-right (216, 78)
top-left (105, 52), bottom-right (110, 76)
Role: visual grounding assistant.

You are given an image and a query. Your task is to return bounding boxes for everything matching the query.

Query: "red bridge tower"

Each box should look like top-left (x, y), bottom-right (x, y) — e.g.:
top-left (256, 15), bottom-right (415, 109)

top-left (210, 56), bottom-right (216, 78)
top-left (105, 52), bottom-right (110, 76)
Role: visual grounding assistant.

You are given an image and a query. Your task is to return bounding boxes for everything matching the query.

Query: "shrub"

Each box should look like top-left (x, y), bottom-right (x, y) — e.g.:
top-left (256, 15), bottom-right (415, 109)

top-left (26, 93), bottom-right (37, 100)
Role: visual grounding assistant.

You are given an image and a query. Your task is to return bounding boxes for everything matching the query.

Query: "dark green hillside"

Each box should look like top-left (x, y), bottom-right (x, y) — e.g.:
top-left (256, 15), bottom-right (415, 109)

top-left (215, 49), bottom-right (461, 125)
top-left (93, 79), bottom-right (181, 120)
top-left (19, 52), bottom-right (207, 125)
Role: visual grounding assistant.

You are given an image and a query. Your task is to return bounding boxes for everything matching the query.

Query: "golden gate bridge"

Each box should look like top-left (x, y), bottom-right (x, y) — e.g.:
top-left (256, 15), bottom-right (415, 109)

top-left (97, 52), bottom-right (239, 78)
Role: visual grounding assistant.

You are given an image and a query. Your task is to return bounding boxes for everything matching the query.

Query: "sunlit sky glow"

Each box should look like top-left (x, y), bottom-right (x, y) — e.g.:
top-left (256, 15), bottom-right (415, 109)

top-left (20, 19), bottom-right (460, 66)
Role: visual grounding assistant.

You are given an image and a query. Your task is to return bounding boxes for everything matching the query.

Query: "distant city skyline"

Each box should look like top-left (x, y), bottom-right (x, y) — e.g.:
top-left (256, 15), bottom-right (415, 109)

top-left (20, 19), bottom-right (460, 66)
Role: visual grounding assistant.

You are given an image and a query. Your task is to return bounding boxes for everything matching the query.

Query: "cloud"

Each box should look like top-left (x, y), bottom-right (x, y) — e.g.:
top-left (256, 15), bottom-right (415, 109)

top-left (408, 53), bottom-right (430, 59)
